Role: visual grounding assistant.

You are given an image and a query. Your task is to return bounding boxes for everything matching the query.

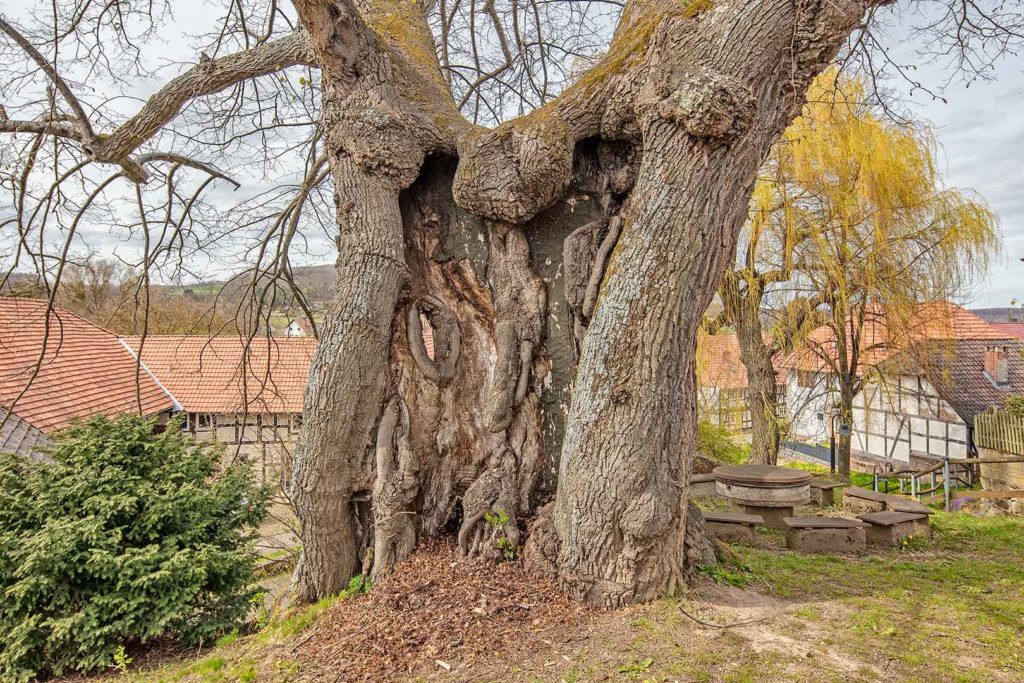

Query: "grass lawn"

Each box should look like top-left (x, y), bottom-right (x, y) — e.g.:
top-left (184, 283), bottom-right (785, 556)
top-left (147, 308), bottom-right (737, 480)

top-left (77, 512), bottom-right (1024, 683)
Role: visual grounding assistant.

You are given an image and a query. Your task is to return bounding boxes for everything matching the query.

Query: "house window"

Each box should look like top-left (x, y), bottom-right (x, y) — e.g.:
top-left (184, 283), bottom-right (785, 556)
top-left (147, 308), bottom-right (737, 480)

top-left (196, 413), bottom-right (212, 429)
top-left (261, 414), bottom-right (285, 443)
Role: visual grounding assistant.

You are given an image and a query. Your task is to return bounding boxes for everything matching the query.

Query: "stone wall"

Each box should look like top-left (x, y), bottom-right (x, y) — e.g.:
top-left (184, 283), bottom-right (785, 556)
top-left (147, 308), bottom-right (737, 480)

top-left (978, 447), bottom-right (1024, 514)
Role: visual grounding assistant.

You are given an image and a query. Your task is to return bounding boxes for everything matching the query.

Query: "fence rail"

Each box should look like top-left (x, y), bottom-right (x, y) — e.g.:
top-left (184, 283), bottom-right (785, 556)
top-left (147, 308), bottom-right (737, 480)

top-left (974, 409), bottom-right (1024, 455)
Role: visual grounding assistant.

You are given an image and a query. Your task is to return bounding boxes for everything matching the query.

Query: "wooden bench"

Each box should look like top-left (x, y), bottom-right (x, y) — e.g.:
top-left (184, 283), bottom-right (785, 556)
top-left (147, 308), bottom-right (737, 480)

top-left (842, 487), bottom-right (889, 514)
top-left (783, 517), bottom-right (866, 553)
top-left (704, 512), bottom-right (764, 544)
top-left (809, 479), bottom-right (846, 507)
top-left (882, 499), bottom-right (932, 537)
top-left (857, 511), bottom-right (927, 547)
top-left (690, 473), bottom-right (718, 499)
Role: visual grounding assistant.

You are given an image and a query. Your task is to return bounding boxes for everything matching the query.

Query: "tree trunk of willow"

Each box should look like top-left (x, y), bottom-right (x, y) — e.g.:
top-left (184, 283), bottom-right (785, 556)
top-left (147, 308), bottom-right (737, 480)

top-left (743, 348), bottom-right (782, 466)
top-left (734, 307), bottom-right (781, 466)
top-left (289, 0), bottom-right (882, 604)
top-left (720, 273), bottom-right (782, 466)
top-left (836, 382), bottom-right (855, 479)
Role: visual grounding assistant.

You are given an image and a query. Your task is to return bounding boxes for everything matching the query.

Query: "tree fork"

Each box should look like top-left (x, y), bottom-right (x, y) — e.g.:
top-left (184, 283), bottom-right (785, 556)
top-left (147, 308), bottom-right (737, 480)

top-left (288, 0), bottom-right (884, 604)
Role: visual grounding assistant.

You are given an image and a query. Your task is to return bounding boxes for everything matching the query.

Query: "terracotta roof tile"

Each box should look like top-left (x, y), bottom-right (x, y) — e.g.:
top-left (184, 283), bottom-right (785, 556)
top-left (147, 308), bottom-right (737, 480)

top-left (783, 302), bottom-right (1007, 373)
top-left (989, 322), bottom-right (1024, 340)
top-left (699, 333), bottom-right (785, 390)
top-left (699, 334), bottom-right (748, 390)
top-left (124, 335), bottom-right (315, 414)
top-left (0, 297), bottom-right (174, 434)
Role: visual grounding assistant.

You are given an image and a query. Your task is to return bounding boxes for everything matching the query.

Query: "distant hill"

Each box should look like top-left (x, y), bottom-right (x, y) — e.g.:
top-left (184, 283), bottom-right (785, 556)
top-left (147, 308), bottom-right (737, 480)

top-left (163, 264), bottom-right (336, 307)
top-left (970, 307), bottom-right (1023, 323)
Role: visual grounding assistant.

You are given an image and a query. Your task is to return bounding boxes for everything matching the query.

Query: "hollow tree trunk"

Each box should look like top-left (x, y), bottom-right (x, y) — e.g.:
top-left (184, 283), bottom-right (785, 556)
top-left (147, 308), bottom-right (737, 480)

top-left (289, 0), bottom-right (883, 604)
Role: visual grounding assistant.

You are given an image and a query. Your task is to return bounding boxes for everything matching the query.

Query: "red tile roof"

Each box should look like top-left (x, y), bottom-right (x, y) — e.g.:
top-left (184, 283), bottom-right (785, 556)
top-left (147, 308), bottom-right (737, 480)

top-left (123, 335), bottom-right (315, 414)
top-left (0, 297), bottom-right (174, 434)
top-left (699, 333), bottom-right (786, 390)
top-left (783, 302), bottom-right (1008, 373)
top-left (699, 334), bottom-right (748, 390)
top-left (989, 322), bottom-right (1024, 340)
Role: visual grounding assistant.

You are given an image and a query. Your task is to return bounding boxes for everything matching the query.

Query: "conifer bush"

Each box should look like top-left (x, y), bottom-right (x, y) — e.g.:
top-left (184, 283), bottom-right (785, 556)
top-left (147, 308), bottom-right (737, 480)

top-left (0, 415), bottom-right (270, 681)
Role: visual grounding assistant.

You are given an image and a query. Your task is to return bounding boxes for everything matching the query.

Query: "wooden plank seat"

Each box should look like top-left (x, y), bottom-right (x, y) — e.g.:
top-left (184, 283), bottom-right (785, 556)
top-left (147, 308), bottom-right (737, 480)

top-left (881, 498), bottom-right (932, 537)
top-left (809, 478), bottom-right (846, 507)
top-left (690, 473), bottom-right (718, 498)
top-left (857, 511), bottom-right (927, 547)
top-left (884, 497), bottom-right (931, 514)
top-left (842, 486), bottom-right (889, 514)
top-left (783, 516), bottom-right (866, 553)
top-left (704, 512), bottom-right (764, 544)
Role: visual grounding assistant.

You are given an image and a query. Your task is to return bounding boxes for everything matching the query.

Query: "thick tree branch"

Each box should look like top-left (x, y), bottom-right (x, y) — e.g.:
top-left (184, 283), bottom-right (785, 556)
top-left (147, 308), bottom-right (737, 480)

top-left (95, 30), bottom-right (315, 161)
top-left (0, 117), bottom-right (83, 141)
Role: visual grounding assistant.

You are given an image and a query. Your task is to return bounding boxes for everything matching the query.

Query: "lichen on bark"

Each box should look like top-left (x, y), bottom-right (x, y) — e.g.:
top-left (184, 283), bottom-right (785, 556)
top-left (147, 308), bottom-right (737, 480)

top-left (287, 0), bottom-right (885, 606)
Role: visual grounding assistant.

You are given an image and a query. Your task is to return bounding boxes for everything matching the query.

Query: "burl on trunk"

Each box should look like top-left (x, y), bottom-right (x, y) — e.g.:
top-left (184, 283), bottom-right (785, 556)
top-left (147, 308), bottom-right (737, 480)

top-left (289, 0), bottom-right (881, 606)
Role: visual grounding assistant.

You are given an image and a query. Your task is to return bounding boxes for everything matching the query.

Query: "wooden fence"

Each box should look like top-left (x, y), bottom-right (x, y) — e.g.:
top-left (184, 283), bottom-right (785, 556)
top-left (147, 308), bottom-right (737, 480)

top-left (974, 408), bottom-right (1024, 455)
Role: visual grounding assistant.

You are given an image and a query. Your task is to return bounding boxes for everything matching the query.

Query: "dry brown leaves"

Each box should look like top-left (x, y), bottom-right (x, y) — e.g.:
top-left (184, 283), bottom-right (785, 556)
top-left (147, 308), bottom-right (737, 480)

top-left (294, 540), bottom-right (589, 682)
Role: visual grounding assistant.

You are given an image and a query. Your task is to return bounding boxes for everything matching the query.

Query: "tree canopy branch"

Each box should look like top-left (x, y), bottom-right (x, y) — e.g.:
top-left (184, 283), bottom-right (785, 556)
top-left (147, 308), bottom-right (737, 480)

top-left (95, 30), bottom-right (316, 162)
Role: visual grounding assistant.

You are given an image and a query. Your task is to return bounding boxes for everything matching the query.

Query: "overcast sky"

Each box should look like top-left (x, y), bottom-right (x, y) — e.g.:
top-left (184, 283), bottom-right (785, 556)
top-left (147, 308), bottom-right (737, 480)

top-left (3, 1), bottom-right (1023, 306)
top-left (880, 19), bottom-right (1024, 308)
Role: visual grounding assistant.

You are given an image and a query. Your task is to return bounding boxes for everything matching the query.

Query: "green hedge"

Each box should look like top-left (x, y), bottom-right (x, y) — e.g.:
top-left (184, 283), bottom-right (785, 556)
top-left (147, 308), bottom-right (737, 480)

top-left (696, 421), bottom-right (750, 465)
top-left (0, 415), bottom-right (270, 681)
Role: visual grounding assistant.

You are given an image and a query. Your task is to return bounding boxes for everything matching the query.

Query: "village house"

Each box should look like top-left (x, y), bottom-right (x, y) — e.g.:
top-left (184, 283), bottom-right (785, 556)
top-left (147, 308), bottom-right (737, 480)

top-left (782, 302), bottom-right (1024, 470)
top-left (697, 332), bottom-right (787, 432)
top-left (0, 298), bottom-right (175, 460)
top-left (0, 297), bottom-right (314, 486)
top-left (123, 335), bottom-right (315, 485)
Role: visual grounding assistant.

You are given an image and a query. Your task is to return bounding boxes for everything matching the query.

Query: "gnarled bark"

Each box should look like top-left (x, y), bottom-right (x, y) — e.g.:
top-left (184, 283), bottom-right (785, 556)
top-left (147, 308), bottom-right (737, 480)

top-left (288, 0), bottom-right (882, 605)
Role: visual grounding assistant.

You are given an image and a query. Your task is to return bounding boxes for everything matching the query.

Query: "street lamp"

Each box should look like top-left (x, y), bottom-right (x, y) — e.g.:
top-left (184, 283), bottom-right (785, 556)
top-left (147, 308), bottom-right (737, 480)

top-left (827, 411), bottom-right (851, 476)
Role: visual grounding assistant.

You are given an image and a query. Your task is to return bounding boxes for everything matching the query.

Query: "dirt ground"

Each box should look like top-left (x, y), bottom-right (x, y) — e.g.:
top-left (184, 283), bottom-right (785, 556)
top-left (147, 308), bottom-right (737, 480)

top-left (78, 511), bottom-right (1024, 683)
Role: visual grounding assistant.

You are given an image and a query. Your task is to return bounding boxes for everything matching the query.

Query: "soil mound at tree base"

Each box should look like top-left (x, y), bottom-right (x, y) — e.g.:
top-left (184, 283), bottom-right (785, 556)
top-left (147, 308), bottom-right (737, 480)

top-left (296, 540), bottom-right (589, 681)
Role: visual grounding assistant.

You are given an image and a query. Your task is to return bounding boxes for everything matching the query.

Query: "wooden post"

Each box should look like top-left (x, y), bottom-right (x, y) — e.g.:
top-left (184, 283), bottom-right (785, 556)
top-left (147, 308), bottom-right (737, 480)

top-left (943, 457), bottom-right (951, 512)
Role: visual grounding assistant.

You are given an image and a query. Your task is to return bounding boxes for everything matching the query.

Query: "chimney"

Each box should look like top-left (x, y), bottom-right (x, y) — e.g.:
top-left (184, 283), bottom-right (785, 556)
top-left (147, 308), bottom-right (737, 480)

top-left (984, 345), bottom-right (1009, 386)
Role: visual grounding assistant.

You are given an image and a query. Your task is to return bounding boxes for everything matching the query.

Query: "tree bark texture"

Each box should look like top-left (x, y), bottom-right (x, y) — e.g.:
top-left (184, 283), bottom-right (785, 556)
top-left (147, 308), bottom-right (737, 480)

top-left (720, 274), bottom-right (781, 466)
top-left (289, 0), bottom-right (882, 604)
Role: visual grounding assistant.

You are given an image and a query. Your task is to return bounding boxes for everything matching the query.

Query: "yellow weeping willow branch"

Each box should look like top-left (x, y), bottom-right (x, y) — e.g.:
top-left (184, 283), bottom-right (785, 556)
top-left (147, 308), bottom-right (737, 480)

top-left (737, 67), bottom-right (1002, 358)
top-left (713, 68), bottom-right (1002, 465)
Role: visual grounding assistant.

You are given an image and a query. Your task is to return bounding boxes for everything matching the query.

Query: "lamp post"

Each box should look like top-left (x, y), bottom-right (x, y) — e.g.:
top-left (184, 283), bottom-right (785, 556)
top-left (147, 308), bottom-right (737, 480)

top-left (828, 412), bottom-right (837, 476)
top-left (828, 411), bottom-right (851, 477)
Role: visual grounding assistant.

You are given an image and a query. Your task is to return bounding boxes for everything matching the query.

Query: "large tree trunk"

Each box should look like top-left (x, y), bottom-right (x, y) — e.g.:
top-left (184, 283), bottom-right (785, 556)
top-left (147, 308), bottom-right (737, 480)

top-left (290, 158), bottom-right (407, 602)
top-left (289, 0), bottom-right (882, 604)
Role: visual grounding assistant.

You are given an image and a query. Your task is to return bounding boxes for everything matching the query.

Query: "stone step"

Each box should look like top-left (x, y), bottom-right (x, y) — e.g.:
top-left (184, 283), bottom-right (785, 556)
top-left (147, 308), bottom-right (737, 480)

top-left (705, 511), bottom-right (764, 544)
top-left (856, 511), bottom-right (927, 526)
top-left (810, 478), bottom-right (847, 490)
top-left (783, 516), bottom-right (866, 529)
top-left (704, 512), bottom-right (764, 525)
top-left (843, 487), bottom-right (889, 502)
top-left (857, 511), bottom-right (926, 547)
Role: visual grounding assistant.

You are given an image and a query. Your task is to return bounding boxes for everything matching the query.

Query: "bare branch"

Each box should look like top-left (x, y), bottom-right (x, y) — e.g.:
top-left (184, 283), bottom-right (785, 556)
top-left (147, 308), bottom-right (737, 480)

top-left (0, 15), bottom-right (97, 142)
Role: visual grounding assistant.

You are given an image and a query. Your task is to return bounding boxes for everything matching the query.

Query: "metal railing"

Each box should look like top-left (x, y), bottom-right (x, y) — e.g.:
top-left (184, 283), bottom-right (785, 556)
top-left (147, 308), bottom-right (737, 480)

top-left (872, 455), bottom-right (1024, 510)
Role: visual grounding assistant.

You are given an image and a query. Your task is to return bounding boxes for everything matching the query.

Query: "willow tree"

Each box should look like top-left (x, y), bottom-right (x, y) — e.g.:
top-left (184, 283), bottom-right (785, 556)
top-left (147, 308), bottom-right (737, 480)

top-left (751, 73), bottom-right (1000, 477)
top-left (1, 0), bottom-right (1018, 607)
top-left (716, 70), bottom-right (864, 466)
